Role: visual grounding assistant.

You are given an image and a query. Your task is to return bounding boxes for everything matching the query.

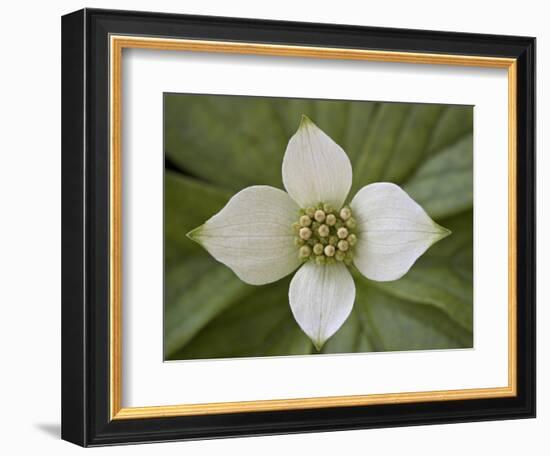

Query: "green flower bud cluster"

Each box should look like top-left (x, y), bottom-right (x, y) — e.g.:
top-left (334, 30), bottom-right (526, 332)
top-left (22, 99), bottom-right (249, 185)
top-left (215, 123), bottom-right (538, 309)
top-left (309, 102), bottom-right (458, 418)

top-left (292, 203), bottom-right (357, 266)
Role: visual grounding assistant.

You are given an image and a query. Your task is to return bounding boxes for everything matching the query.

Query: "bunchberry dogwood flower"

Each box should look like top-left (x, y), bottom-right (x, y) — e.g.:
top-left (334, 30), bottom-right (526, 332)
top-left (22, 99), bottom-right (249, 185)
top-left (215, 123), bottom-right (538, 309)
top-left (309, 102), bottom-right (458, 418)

top-left (188, 116), bottom-right (451, 350)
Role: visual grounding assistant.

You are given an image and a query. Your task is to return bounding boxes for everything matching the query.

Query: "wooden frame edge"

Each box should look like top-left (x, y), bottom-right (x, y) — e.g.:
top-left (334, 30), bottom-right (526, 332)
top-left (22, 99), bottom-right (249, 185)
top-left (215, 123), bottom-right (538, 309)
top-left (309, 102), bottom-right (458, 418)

top-left (109, 35), bottom-right (518, 420)
top-left (112, 386), bottom-right (515, 419)
top-left (507, 61), bottom-right (518, 396)
top-left (110, 35), bottom-right (123, 420)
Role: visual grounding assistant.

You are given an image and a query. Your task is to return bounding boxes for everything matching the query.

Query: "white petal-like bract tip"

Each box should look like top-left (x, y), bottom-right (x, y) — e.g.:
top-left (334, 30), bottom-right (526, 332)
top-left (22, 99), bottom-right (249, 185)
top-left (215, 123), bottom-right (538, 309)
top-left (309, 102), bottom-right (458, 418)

top-left (351, 182), bottom-right (451, 282)
top-left (282, 116), bottom-right (352, 210)
top-left (192, 185), bottom-right (301, 285)
top-left (289, 262), bottom-right (355, 349)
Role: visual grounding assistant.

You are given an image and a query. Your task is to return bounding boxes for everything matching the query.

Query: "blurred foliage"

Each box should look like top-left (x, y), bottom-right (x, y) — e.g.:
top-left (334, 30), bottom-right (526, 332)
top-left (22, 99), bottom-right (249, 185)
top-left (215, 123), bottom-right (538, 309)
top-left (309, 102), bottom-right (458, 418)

top-left (164, 94), bottom-right (473, 360)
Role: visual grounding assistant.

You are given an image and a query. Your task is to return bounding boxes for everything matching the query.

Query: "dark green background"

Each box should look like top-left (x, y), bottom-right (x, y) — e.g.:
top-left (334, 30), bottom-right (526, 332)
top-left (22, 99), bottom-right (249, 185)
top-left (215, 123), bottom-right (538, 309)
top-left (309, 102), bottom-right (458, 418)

top-left (164, 93), bottom-right (473, 361)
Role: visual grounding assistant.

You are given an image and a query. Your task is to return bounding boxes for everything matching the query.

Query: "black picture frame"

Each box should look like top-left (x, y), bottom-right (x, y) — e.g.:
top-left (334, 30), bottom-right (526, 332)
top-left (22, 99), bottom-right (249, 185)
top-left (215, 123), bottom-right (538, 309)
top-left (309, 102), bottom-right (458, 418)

top-left (62, 8), bottom-right (536, 447)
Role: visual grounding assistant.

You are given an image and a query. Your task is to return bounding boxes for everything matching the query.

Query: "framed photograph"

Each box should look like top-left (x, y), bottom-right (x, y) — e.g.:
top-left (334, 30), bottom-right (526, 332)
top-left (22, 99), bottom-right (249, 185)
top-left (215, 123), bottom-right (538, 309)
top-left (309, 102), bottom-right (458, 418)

top-left (61, 8), bottom-right (535, 447)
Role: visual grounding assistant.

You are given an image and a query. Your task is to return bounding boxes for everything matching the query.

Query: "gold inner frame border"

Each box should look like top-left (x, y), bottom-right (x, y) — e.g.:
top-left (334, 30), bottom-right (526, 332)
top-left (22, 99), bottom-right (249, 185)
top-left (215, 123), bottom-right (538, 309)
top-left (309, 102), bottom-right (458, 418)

top-left (109, 35), bottom-right (517, 420)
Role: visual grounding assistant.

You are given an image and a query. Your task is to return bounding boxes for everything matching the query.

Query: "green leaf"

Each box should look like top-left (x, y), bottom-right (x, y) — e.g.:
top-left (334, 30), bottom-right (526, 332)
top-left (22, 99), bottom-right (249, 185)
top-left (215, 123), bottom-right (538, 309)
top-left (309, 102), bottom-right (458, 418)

top-left (352, 103), bottom-right (412, 190)
top-left (380, 104), bottom-right (445, 182)
top-left (340, 102), bottom-right (380, 165)
top-left (320, 307), bottom-right (374, 354)
top-left (404, 134), bottom-right (473, 219)
top-left (351, 104), bottom-right (472, 195)
top-left (166, 95), bottom-right (287, 191)
top-left (366, 211), bottom-right (473, 331)
top-left (321, 264), bottom-right (472, 354)
top-left (168, 277), bottom-right (313, 360)
top-left (164, 256), bottom-right (253, 358)
top-left (354, 284), bottom-right (472, 351)
top-left (425, 105), bottom-right (473, 156)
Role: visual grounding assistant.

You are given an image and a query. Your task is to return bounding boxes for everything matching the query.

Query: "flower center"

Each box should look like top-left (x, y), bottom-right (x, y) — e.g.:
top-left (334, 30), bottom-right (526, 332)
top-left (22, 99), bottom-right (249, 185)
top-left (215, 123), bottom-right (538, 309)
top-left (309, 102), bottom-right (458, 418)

top-left (292, 203), bottom-right (357, 266)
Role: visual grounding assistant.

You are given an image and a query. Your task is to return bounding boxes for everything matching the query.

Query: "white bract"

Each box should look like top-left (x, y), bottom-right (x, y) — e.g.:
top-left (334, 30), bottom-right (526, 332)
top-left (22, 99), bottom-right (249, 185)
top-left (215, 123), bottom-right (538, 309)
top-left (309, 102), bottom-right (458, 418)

top-left (188, 116), bottom-right (451, 350)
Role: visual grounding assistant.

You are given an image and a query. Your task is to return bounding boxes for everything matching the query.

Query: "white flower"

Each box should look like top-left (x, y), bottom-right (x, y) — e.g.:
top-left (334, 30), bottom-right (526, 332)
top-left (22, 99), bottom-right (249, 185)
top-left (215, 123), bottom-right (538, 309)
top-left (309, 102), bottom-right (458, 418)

top-left (188, 116), bottom-right (451, 350)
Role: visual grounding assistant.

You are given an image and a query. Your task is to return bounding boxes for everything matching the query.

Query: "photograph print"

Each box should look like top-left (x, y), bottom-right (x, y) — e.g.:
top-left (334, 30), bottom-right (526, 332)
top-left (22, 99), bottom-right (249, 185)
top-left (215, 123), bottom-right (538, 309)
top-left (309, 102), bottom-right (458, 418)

top-left (164, 93), bottom-right (473, 361)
